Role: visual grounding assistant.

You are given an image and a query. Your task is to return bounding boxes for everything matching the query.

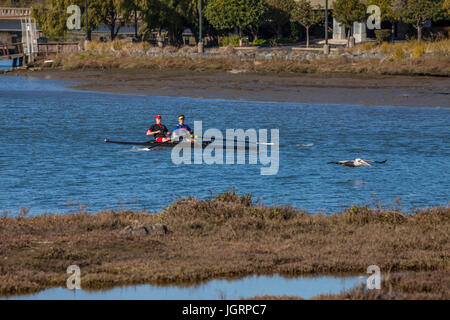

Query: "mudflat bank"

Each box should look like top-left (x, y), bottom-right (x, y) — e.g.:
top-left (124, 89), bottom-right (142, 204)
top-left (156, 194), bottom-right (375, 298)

top-left (1, 192), bottom-right (448, 298)
top-left (8, 68), bottom-right (450, 108)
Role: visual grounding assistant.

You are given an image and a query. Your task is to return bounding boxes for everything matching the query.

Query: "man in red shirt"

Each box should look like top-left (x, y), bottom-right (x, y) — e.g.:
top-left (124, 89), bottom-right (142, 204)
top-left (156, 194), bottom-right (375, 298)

top-left (147, 115), bottom-right (171, 142)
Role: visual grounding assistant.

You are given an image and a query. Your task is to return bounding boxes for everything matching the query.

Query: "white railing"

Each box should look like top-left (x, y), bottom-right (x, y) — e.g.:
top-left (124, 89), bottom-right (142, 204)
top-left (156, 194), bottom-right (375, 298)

top-left (0, 7), bottom-right (31, 18)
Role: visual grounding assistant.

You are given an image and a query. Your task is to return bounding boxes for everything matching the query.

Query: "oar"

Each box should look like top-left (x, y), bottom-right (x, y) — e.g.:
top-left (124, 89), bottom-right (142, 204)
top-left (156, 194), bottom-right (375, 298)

top-left (104, 138), bottom-right (153, 146)
top-left (105, 138), bottom-right (172, 149)
top-left (203, 138), bottom-right (275, 146)
top-left (146, 140), bottom-right (174, 150)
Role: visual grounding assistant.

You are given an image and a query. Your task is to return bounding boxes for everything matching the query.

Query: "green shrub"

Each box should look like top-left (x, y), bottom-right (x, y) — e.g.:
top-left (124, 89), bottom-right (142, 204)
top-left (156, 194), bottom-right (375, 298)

top-left (277, 37), bottom-right (294, 45)
top-left (251, 39), bottom-right (267, 46)
top-left (220, 35), bottom-right (240, 47)
top-left (375, 29), bottom-right (391, 44)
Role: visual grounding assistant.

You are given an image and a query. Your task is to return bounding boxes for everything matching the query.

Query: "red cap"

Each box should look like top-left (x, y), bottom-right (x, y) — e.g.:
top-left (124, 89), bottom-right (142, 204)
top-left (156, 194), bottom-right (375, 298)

top-left (155, 115), bottom-right (161, 119)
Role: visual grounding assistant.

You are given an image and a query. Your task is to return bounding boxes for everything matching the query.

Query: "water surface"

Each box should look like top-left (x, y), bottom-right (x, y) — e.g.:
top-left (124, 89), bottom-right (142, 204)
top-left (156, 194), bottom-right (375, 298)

top-left (3, 274), bottom-right (365, 300)
top-left (0, 76), bottom-right (448, 215)
top-left (0, 60), bottom-right (12, 71)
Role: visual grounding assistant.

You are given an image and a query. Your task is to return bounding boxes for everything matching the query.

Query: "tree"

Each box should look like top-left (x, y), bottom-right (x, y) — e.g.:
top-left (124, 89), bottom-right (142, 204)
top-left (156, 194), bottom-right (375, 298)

top-left (0, 0), bottom-right (35, 7)
top-left (394, 0), bottom-right (444, 40)
top-left (31, 0), bottom-right (69, 38)
top-left (91, 0), bottom-right (132, 40)
top-left (332, 0), bottom-right (366, 46)
top-left (125, 0), bottom-right (142, 38)
top-left (367, 0), bottom-right (399, 41)
top-left (139, 0), bottom-right (185, 45)
top-left (31, 0), bottom-right (99, 39)
top-left (264, 0), bottom-right (295, 40)
top-left (444, 0), bottom-right (450, 14)
top-left (176, 0), bottom-right (206, 44)
top-left (291, 0), bottom-right (323, 47)
top-left (204, 0), bottom-right (267, 38)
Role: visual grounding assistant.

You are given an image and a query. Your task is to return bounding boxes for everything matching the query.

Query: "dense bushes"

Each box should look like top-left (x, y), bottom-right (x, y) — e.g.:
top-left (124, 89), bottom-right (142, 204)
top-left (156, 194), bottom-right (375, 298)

top-left (220, 35), bottom-right (241, 47)
top-left (375, 29), bottom-right (392, 44)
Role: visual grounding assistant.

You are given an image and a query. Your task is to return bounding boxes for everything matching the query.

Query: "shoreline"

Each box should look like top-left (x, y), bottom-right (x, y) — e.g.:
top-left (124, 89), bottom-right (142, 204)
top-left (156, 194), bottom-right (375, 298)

top-left (5, 68), bottom-right (450, 108)
top-left (1, 192), bottom-right (448, 299)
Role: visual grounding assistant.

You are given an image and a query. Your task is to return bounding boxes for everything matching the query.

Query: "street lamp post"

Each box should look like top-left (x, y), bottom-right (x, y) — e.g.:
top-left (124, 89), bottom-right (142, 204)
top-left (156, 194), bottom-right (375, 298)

top-left (325, 0), bottom-right (328, 45)
top-left (85, 0), bottom-right (90, 41)
top-left (323, 0), bottom-right (329, 54)
top-left (198, 0), bottom-right (204, 53)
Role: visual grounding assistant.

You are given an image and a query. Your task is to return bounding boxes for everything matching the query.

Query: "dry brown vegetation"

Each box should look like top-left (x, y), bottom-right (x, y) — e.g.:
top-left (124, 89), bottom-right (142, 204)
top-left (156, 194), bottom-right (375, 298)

top-left (0, 191), bottom-right (449, 297)
top-left (349, 39), bottom-right (450, 57)
top-left (45, 51), bottom-right (450, 77)
top-left (39, 39), bottom-right (450, 77)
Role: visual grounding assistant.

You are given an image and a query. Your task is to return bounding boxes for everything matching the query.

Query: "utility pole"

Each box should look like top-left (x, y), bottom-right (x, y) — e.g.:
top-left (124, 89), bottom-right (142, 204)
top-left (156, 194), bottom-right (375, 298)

top-left (198, 0), bottom-right (204, 53)
top-left (85, 0), bottom-right (90, 41)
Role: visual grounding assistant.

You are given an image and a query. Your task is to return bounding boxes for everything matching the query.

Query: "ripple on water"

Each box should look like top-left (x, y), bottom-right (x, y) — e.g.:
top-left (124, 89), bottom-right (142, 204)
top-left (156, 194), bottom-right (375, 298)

top-left (0, 76), bottom-right (449, 215)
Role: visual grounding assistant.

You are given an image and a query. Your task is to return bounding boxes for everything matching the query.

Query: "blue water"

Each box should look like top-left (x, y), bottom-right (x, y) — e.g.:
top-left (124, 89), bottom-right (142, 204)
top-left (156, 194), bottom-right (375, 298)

top-left (0, 60), bottom-right (13, 71)
top-left (3, 274), bottom-right (365, 300)
top-left (0, 76), bottom-right (449, 215)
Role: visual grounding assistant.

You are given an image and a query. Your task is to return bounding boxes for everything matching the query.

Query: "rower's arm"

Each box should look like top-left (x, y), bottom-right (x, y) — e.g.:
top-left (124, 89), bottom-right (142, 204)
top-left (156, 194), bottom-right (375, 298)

top-left (147, 129), bottom-right (160, 136)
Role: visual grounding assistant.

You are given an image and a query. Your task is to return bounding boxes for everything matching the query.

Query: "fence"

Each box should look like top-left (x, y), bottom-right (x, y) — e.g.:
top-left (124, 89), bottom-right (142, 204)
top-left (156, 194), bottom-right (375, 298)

top-left (37, 42), bottom-right (81, 56)
top-left (0, 43), bottom-right (23, 59)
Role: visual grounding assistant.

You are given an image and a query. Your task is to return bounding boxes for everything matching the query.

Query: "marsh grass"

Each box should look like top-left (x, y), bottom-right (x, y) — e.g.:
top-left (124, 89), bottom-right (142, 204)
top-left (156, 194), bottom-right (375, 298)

top-left (36, 39), bottom-right (449, 76)
top-left (350, 39), bottom-right (450, 56)
top-left (47, 49), bottom-right (449, 76)
top-left (0, 191), bottom-right (448, 297)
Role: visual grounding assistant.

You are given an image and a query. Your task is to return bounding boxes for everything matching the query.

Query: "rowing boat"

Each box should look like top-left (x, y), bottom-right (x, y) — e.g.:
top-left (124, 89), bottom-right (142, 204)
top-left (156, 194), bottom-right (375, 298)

top-left (104, 138), bottom-right (213, 148)
top-left (104, 138), bottom-right (254, 150)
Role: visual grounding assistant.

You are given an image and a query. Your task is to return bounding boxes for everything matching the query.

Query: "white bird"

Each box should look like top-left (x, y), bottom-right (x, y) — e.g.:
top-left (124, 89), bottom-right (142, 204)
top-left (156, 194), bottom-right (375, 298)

top-left (328, 158), bottom-right (387, 167)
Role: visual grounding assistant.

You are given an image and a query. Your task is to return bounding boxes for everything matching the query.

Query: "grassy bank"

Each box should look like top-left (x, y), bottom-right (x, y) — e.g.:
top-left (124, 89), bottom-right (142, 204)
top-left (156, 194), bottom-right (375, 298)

top-left (1, 191), bottom-right (448, 297)
top-left (348, 39), bottom-right (450, 57)
top-left (36, 39), bottom-right (450, 77)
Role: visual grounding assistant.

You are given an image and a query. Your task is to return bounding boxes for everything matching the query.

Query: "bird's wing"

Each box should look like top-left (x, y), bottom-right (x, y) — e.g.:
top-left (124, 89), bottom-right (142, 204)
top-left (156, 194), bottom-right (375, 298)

top-left (328, 160), bottom-right (351, 165)
top-left (363, 159), bottom-right (387, 164)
